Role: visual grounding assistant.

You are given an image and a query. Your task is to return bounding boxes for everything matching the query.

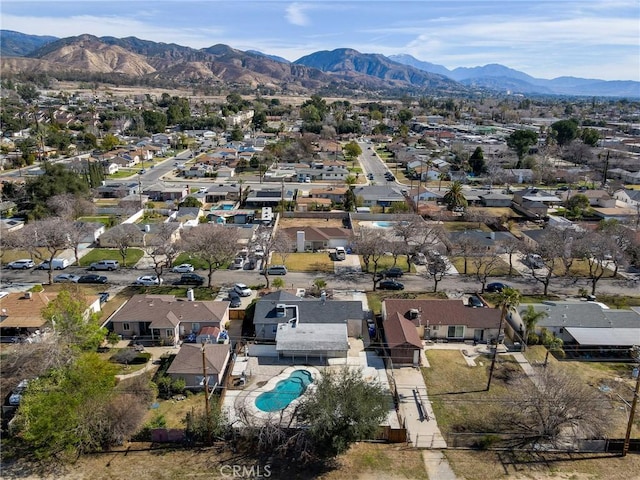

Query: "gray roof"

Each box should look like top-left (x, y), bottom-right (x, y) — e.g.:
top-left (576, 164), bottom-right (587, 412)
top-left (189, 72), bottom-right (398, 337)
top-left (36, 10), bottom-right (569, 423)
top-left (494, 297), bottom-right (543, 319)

top-left (254, 291), bottom-right (364, 326)
top-left (275, 322), bottom-right (349, 352)
top-left (565, 327), bottom-right (640, 346)
top-left (448, 230), bottom-right (516, 246)
top-left (352, 185), bottom-right (405, 202)
top-left (528, 301), bottom-right (640, 329)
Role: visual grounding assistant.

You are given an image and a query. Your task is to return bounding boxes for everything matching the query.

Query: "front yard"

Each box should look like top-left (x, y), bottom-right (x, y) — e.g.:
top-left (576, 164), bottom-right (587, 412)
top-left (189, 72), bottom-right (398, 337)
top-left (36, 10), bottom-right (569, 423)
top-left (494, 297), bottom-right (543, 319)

top-left (272, 252), bottom-right (335, 273)
top-left (79, 248), bottom-right (145, 268)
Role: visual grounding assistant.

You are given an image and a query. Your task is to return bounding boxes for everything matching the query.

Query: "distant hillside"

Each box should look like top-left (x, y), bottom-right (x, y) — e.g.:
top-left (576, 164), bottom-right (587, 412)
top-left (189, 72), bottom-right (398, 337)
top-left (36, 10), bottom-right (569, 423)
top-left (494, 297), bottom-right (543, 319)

top-left (246, 50), bottom-right (290, 64)
top-left (2, 30), bottom-right (637, 98)
top-left (390, 54), bottom-right (640, 97)
top-left (0, 30), bottom-right (58, 57)
top-left (294, 48), bottom-right (463, 92)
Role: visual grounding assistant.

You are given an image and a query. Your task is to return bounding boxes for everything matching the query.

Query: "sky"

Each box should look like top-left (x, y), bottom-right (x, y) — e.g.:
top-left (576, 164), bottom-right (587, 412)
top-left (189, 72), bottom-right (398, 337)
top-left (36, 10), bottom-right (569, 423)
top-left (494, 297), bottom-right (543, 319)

top-left (1, 0), bottom-right (639, 81)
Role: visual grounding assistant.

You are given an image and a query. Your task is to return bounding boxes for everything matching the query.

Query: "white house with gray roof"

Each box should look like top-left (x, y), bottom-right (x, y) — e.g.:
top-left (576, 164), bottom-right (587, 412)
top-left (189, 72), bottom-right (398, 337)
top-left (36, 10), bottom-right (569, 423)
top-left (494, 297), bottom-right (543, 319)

top-left (513, 301), bottom-right (640, 360)
top-left (253, 291), bottom-right (365, 341)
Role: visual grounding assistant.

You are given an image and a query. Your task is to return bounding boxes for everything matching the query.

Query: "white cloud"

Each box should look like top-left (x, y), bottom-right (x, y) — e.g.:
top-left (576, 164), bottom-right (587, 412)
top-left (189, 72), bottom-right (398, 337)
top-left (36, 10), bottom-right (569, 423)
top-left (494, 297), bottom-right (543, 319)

top-left (285, 3), bottom-right (310, 26)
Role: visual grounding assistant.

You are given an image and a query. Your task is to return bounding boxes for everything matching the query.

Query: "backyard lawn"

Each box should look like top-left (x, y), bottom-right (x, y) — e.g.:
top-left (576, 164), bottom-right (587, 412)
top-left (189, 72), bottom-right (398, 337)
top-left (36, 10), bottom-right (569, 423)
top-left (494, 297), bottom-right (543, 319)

top-left (422, 350), bottom-right (530, 436)
top-left (79, 248), bottom-right (144, 268)
top-left (77, 215), bottom-right (114, 226)
top-left (443, 221), bottom-right (492, 232)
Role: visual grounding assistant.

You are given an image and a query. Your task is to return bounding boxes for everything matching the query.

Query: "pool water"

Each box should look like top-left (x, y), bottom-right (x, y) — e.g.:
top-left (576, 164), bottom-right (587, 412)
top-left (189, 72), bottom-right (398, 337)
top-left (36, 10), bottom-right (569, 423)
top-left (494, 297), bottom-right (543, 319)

top-left (372, 221), bottom-right (393, 228)
top-left (255, 369), bottom-right (313, 412)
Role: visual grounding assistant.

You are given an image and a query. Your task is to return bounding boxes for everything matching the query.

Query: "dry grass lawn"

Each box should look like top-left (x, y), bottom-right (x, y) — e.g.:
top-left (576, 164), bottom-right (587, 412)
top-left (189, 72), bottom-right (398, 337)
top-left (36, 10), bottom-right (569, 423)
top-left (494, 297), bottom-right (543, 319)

top-left (1, 442), bottom-right (429, 480)
top-left (272, 252), bottom-right (335, 272)
top-left (445, 449), bottom-right (640, 480)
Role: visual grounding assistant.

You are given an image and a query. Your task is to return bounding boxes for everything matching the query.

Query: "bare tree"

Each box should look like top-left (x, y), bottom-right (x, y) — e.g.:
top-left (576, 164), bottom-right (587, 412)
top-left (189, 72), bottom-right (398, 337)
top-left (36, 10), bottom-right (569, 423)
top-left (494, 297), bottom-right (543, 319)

top-left (180, 224), bottom-right (241, 287)
top-left (106, 224), bottom-right (139, 268)
top-left (574, 230), bottom-right (614, 296)
top-left (500, 236), bottom-right (523, 276)
top-left (422, 252), bottom-right (448, 292)
top-left (144, 223), bottom-right (181, 282)
top-left (256, 228), bottom-right (295, 289)
top-left (350, 228), bottom-right (389, 290)
top-left (20, 217), bottom-right (74, 284)
top-left (452, 234), bottom-right (475, 275)
top-left (471, 254), bottom-right (503, 293)
top-left (526, 230), bottom-right (563, 296)
top-left (67, 222), bottom-right (96, 266)
top-left (495, 366), bottom-right (612, 448)
top-left (47, 193), bottom-right (95, 220)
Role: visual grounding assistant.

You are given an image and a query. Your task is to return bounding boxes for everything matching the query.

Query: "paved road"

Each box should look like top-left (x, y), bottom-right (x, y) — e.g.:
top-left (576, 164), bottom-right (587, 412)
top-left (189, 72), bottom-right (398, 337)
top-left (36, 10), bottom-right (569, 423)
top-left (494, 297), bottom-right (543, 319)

top-left (2, 263), bottom-right (638, 299)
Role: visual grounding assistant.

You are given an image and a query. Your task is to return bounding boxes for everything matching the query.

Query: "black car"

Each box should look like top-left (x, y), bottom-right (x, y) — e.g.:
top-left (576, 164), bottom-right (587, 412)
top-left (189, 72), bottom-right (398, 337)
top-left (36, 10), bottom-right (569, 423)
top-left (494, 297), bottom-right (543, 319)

top-left (227, 292), bottom-right (242, 308)
top-left (378, 280), bottom-right (404, 290)
top-left (486, 282), bottom-right (509, 293)
top-left (172, 273), bottom-right (205, 286)
top-left (77, 274), bottom-right (108, 284)
top-left (381, 267), bottom-right (404, 278)
top-left (468, 295), bottom-right (484, 308)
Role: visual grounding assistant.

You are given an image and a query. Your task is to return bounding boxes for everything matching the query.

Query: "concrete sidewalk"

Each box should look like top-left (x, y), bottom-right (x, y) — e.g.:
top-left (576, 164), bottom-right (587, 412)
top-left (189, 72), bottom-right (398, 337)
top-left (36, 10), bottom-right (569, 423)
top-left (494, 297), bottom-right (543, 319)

top-left (392, 366), bottom-right (447, 449)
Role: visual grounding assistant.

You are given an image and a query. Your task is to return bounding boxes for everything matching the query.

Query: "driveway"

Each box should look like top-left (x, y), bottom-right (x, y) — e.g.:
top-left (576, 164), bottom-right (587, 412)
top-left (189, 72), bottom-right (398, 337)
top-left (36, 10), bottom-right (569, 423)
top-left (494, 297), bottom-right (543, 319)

top-left (334, 253), bottom-right (362, 275)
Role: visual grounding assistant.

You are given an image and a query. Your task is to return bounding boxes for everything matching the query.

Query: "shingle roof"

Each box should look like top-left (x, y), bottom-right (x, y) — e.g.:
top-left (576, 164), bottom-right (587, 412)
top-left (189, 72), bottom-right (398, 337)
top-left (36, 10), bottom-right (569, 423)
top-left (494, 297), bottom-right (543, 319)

top-left (384, 312), bottom-right (423, 349)
top-left (166, 343), bottom-right (230, 375)
top-left (253, 293), bottom-right (364, 326)
top-left (383, 299), bottom-right (501, 329)
top-left (528, 301), bottom-right (640, 329)
top-left (111, 294), bottom-right (228, 324)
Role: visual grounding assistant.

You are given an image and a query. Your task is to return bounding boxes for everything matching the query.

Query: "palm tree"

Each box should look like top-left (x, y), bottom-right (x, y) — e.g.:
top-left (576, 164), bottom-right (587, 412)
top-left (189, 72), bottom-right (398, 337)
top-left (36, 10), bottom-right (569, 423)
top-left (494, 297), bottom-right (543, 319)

top-left (520, 305), bottom-right (548, 348)
top-left (438, 172), bottom-right (448, 191)
top-left (486, 287), bottom-right (521, 390)
top-left (443, 181), bottom-right (468, 211)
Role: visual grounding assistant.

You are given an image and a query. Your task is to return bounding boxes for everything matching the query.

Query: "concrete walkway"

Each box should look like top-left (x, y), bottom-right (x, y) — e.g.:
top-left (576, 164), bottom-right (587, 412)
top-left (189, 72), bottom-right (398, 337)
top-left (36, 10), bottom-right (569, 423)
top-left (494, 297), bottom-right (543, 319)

top-left (422, 451), bottom-right (459, 480)
top-left (392, 366), bottom-right (447, 449)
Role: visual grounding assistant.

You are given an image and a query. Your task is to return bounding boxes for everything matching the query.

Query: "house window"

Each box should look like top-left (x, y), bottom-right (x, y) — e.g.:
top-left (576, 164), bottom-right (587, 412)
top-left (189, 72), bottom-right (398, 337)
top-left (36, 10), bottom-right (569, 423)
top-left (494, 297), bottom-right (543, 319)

top-left (192, 323), bottom-right (200, 333)
top-left (431, 325), bottom-right (439, 330)
top-left (123, 323), bottom-right (130, 331)
top-left (447, 325), bottom-right (464, 338)
top-left (166, 329), bottom-right (173, 338)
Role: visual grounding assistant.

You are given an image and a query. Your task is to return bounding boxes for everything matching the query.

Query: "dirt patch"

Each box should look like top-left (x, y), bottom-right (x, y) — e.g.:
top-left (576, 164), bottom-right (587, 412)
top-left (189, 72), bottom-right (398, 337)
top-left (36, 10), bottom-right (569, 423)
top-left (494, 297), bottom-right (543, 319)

top-left (278, 217), bottom-right (346, 229)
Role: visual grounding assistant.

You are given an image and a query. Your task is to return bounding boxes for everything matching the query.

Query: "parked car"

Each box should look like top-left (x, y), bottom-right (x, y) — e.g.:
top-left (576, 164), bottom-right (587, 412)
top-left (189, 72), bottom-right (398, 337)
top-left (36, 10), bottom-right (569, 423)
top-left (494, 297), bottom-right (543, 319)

top-left (486, 282), bottom-right (509, 293)
top-left (6, 259), bottom-right (35, 270)
top-left (77, 274), bottom-right (108, 284)
top-left (367, 173), bottom-right (374, 180)
top-left (468, 295), bottom-right (485, 308)
top-left (243, 258), bottom-right (257, 270)
top-left (525, 253), bottom-right (544, 269)
top-left (233, 283), bottom-right (252, 297)
top-left (378, 279), bottom-right (405, 290)
top-left (9, 379), bottom-right (30, 406)
top-left (88, 260), bottom-right (119, 271)
top-left (381, 267), bottom-right (404, 278)
top-left (134, 275), bottom-right (162, 286)
top-left (227, 292), bottom-right (242, 308)
top-left (172, 273), bottom-right (205, 286)
top-left (264, 265), bottom-right (287, 275)
top-left (35, 258), bottom-right (70, 270)
top-left (53, 273), bottom-right (81, 283)
top-left (172, 263), bottom-right (194, 273)
top-left (412, 252), bottom-right (427, 265)
top-left (98, 292), bottom-right (110, 304)
top-left (230, 257), bottom-right (244, 270)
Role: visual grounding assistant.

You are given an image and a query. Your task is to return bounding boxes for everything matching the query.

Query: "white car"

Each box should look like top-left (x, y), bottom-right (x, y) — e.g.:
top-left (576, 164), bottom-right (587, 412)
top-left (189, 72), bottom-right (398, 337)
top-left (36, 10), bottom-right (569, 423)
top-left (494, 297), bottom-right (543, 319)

top-left (6, 259), bottom-right (35, 270)
top-left (233, 283), bottom-right (252, 297)
top-left (53, 273), bottom-right (81, 283)
top-left (172, 263), bottom-right (194, 273)
top-left (134, 275), bottom-right (163, 286)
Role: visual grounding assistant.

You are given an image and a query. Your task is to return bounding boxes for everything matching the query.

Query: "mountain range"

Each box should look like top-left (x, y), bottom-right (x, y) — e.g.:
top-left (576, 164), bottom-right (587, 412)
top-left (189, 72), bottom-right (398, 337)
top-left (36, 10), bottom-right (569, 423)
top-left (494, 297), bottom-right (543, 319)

top-left (1, 30), bottom-right (638, 98)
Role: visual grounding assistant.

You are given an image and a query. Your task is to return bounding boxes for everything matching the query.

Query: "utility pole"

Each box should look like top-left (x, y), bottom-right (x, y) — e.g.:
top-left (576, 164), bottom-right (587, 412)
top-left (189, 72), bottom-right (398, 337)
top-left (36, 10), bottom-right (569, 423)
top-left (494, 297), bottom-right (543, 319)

top-left (201, 341), bottom-right (212, 444)
top-left (623, 346), bottom-right (640, 456)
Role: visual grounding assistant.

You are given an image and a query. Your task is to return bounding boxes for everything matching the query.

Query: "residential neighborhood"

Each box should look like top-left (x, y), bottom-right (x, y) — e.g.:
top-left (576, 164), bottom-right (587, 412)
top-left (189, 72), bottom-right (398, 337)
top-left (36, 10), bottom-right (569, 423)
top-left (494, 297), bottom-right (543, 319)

top-left (1, 73), bottom-right (640, 479)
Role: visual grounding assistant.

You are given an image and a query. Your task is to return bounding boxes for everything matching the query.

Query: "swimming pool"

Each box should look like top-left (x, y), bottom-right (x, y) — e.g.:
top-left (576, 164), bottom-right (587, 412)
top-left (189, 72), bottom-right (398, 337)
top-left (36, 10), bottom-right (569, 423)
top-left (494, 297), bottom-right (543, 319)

top-left (255, 369), bottom-right (313, 412)
top-left (371, 221), bottom-right (393, 228)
